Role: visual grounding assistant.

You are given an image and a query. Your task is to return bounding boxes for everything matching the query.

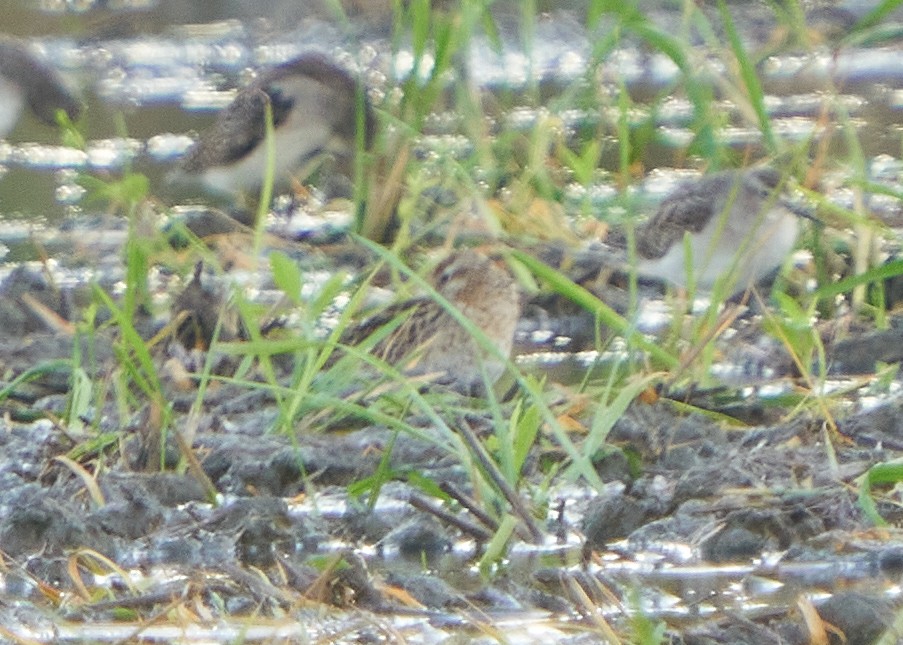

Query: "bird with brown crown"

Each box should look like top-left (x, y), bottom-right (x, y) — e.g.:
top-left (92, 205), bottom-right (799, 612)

top-left (342, 249), bottom-right (521, 394)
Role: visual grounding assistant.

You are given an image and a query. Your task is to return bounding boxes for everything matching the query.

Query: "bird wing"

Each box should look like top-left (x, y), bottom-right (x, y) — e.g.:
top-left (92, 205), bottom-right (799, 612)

top-left (337, 297), bottom-right (426, 358)
top-left (0, 39), bottom-right (81, 124)
top-left (180, 77), bottom-right (296, 171)
top-left (635, 174), bottom-right (732, 259)
top-left (180, 54), bottom-right (372, 172)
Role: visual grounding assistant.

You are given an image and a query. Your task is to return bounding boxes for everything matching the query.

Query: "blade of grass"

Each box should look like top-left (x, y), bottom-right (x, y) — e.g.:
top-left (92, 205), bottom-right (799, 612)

top-left (814, 258), bottom-right (903, 302)
top-left (253, 97), bottom-right (276, 262)
top-left (458, 416), bottom-right (543, 544)
top-left (852, 0), bottom-right (903, 31)
top-left (511, 249), bottom-right (679, 369)
top-left (856, 460), bottom-right (903, 527)
top-left (356, 236), bottom-right (606, 489)
top-left (0, 359), bottom-right (70, 404)
top-left (93, 286), bottom-right (166, 407)
top-left (620, 11), bottom-right (719, 160)
top-left (478, 514), bottom-right (518, 576)
top-left (717, 0), bottom-right (775, 152)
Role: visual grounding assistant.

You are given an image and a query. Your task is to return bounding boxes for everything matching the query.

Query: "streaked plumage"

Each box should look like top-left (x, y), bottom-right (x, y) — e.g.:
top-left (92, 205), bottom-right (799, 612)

top-left (343, 250), bottom-right (520, 393)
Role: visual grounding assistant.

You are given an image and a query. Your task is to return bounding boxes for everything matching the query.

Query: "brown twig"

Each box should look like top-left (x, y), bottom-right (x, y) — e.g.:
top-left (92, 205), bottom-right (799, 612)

top-left (456, 417), bottom-right (545, 544)
top-left (408, 492), bottom-right (493, 542)
top-left (439, 481), bottom-right (499, 532)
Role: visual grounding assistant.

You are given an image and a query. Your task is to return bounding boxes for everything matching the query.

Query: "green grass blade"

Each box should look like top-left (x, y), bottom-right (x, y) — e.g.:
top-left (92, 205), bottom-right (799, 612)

top-left (511, 249), bottom-right (679, 369)
top-left (355, 237), bottom-right (606, 489)
top-left (814, 258), bottom-right (903, 302)
top-left (717, 0), bottom-right (775, 152)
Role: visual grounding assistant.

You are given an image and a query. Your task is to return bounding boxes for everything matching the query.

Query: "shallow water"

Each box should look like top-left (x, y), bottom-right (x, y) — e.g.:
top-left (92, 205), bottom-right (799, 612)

top-left (2, 2), bottom-right (903, 230)
top-left (3, 1), bottom-right (903, 643)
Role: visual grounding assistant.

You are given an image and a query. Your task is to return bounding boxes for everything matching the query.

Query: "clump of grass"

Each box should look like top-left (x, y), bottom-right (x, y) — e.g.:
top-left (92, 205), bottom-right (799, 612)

top-left (58, 109), bottom-right (216, 469)
top-left (13, 4), bottom-right (903, 642)
top-left (208, 236), bottom-right (666, 558)
top-left (48, 2), bottom-right (903, 604)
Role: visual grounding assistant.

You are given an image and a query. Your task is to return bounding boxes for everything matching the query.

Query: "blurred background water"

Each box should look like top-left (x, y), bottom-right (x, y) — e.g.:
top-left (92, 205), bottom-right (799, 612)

top-left (1, 0), bottom-right (902, 239)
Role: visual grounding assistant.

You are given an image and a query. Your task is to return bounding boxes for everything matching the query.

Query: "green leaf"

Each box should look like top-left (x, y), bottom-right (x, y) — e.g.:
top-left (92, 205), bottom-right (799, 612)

top-left (269, 251), bottom-right (303, 305)
top-left (512, 402), bottom-right (541, 478)
top-left (478, 514), bottom-right (517, 577)
top-left (67, 367), bottom-right (93, 435)
top-left (856, 461), bottom-right (903, 527)
top-left (815, 258), bottom-right (903, 302)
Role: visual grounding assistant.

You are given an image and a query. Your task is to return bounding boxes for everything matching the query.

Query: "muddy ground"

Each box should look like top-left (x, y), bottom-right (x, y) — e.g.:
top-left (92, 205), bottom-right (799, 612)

top-left (1, 0), bottom-right (903, 642)
top-left (1, 237), bottom-right (903, 644)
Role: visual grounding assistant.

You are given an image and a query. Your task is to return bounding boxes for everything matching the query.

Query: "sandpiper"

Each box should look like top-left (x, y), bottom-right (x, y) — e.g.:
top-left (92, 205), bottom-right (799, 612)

top-left (177, 52), bottom-right (375, 198)
top-left (0, 37), bottom-right (81, 137)
top-left (628, 167), bottom-right (810, 296)
top-left (343, 249), bottom-right (520, 393)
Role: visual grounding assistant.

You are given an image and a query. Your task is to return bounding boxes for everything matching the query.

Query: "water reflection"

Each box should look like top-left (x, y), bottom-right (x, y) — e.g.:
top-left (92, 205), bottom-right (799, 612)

top-left (0, 5), bottom-right (902, 641)
top-left (0, 4), bottom-right (901, 225)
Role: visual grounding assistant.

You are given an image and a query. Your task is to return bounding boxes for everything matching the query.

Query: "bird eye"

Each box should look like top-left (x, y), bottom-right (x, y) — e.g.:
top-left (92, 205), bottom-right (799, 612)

top-left (266, 86), bottom-right (295, 111)
top-left (437, 266), bottom-right (457, 286)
